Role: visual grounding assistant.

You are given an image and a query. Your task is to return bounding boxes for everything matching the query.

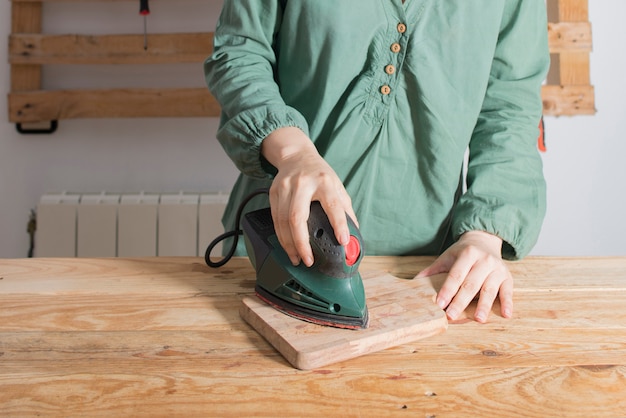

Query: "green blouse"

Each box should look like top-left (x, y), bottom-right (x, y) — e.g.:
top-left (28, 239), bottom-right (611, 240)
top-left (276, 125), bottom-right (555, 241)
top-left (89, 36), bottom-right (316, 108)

top-left (204, 0), bottom-right (549, 259)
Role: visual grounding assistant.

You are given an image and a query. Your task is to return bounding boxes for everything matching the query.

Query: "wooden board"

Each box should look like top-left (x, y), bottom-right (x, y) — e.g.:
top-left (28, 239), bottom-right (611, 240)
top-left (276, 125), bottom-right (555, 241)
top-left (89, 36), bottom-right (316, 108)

top-left (240, 271), bottom-right (448, 370)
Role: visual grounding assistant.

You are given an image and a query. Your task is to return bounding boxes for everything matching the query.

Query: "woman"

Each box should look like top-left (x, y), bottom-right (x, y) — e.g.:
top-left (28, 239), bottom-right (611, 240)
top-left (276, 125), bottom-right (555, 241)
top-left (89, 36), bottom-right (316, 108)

top-left (204, 0), bottom-right (549, 323)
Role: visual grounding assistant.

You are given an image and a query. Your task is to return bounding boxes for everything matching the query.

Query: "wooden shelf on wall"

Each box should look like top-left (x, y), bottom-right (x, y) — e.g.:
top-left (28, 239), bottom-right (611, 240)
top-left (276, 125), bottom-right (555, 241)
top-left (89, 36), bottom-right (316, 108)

top-left (8, 0), bottom-right (594, 126)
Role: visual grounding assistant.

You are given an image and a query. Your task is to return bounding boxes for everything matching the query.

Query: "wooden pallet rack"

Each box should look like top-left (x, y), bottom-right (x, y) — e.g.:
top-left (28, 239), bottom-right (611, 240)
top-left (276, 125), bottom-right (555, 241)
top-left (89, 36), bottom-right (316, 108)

top-left (8, 0), bottom-right (594, 130)
top-left (544, 0), bottom-right (595, 116)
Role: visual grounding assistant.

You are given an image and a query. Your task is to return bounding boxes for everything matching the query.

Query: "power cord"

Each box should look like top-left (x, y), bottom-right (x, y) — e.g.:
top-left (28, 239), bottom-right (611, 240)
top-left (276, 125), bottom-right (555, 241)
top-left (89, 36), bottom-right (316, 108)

top-left (204, 188), bottom-right (269, 268)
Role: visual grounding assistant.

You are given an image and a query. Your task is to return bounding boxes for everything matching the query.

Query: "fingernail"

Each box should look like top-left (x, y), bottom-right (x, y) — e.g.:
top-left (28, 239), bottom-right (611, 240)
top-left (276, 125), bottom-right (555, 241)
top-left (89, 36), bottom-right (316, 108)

top-left (303, 256), bottom-right (314, 267)
top-left (436, 297), bottom-right (447, 309)
top-left (341, 232), bottom-right (350, 246)
top-left (290, 256), bottom-right (301, 266)
top-left (475, 311), bottom-right (486, 323)
top-left (446, 308), bottom-right (458, 320)
top-left (503, 308), bottom-right (512, 318)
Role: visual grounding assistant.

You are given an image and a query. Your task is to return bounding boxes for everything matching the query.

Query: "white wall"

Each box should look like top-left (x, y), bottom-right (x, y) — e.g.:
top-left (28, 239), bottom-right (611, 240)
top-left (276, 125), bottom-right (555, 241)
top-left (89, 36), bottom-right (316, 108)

top-left (1, 1), bottom-right (625, 258)
top-left (534, 0), bottom-right (626, 256)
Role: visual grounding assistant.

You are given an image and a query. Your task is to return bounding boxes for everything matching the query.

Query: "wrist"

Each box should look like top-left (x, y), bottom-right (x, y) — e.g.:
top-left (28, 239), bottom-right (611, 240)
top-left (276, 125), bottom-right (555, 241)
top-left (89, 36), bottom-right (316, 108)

top-left (458, 230), bottom-right (503, 254)
top-left (261, 127), bottom-right (318, 169)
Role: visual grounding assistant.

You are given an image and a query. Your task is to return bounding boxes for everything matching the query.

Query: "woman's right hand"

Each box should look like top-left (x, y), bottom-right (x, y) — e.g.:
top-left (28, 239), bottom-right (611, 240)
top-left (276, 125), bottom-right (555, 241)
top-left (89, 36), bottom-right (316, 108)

top-left (261, 127), bottom-right (357, 267)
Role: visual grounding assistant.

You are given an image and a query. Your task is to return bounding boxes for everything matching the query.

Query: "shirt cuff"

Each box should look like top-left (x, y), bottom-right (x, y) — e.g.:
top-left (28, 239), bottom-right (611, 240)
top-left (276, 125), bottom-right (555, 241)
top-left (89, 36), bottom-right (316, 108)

top-left (217, 105), bottom-right (310, 179)
top-left (451, 207), bottom-right (527, 260)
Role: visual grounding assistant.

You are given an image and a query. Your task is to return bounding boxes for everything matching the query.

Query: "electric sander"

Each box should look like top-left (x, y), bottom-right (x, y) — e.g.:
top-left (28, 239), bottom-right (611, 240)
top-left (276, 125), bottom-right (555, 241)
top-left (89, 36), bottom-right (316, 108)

top-left (241, 201), bottom-right (369, 330)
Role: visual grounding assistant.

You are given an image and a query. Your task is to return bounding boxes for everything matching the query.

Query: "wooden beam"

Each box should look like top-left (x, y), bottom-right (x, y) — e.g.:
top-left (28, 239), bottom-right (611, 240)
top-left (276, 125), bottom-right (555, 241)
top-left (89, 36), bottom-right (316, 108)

top-left (541, 85), bottom-right (595, 116)
top-left (547, 22), bottom-right (592, 53)
top-left (8, 88), bottom-right (221, 123)
top-left (10, 1), bottom-right (42, 93)
top-left (544, 0), bottom-right (594, 117)
top-left (557, 0), bottom-right (589, 21)
top-left (551, 0), bottom-right (591, 86)
top-left (9, 33), bottom-right (214, 65)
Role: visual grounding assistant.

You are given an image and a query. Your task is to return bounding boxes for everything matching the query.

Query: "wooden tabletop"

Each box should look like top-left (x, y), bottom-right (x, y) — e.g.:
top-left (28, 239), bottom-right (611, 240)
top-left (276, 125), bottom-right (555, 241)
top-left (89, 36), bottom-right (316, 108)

top-left (1, 256), bottom-right (625, 417)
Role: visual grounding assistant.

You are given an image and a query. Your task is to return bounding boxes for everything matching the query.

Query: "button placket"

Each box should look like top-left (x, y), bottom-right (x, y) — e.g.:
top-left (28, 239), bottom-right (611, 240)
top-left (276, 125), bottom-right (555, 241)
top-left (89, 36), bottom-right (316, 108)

top-left (381, 21), bottom-right (407, 98)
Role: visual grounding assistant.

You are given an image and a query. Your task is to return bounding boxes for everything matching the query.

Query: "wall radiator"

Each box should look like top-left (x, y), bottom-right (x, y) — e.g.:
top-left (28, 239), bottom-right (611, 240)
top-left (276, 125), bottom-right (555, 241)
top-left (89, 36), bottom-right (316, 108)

top-left (35, 192), bottom-right (229, 258)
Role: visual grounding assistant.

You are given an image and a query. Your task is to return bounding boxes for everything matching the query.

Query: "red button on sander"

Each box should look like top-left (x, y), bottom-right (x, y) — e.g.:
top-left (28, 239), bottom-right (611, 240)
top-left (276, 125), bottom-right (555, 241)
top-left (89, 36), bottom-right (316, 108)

top-left (345, 235), bottom-right (361, 266)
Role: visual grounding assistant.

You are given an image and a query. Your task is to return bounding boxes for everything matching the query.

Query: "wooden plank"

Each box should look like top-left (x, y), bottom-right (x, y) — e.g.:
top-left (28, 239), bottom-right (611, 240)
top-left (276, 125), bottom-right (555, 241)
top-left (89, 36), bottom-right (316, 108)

top-left (541, 84), bottom-right (595, 116)
top-left (10, 1), bottom-right (41, 93)
top-left (4, 256), bottom-right (626, 296)
top-left (240, 273), bottom-right (447, 370)
top-left (0, 360), bottom-right (624, 417)
top-left (3, 285), bottom-right (625, 333)
top-left (9, 33), bottom-right (214, 65)
top-left (8, 88), bottom-right (221, 122)
top-left (547, 22), bottom-right (592, 53)
top-left (549, 0), bottom-right (592, 90)
top-left (0, 257), bottom-right (253, 296)
top-left (558, 52), bottom-right (591, 85)
top-left (2, 323), bottom-right (624, 369)
top-left (557, 0), bottom-right (589, 21)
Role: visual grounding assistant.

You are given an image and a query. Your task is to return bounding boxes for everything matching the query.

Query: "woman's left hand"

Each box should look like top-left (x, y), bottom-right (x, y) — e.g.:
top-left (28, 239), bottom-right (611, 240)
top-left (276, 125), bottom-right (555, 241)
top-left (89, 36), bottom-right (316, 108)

top-left (416, 231), bottom-right (513, 323)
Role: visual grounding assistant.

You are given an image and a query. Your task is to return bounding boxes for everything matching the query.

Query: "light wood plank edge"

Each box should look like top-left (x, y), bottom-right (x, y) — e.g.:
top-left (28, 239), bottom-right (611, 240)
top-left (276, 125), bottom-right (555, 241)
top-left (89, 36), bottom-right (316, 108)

top-left (548, 22), bottom-right (592, 53)
top-left (8, 88), bottom-right (221, 122)
top-left (9, 33), bottom-right (215, 65)
top-left (541, 85), bottom-right (595, 116)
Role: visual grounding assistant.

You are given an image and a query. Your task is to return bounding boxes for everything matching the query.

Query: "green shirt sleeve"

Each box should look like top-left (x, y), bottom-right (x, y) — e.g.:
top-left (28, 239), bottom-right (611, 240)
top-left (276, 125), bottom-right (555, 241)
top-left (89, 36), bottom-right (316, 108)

top-left (204, 0), bottom-right (309, 179)
top-left (451, 0), bottom-right (550, 259)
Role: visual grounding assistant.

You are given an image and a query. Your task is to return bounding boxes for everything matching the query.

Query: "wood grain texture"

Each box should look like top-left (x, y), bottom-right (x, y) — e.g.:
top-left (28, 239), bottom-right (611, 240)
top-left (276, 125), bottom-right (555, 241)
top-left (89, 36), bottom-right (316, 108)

top-left (9, 33), bottom-right (214, 65)
top-left (10, 1), bottom-right (41, 93)
top-left (556, 0), bottom-right (589, 21)
top-left (547, 22), bottom-right (592, 53)
top-left (8, 88), bottom-right (220, 122)
top-left (541, 84), bottom-right (595, 115)
top-left (240, 272), bottom-right (447, 369)
top-left (1, 256), bottom-right (625, 417)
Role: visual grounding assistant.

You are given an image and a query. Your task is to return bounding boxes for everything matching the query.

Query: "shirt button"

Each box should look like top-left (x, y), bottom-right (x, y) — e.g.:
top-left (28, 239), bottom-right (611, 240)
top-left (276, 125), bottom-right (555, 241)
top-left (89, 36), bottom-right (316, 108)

top-left (397, 23), bottom-right (407, 34)
top-left (390, 43), bottom-right (401, 53)
top-left (385, 64), bottom-right (396, 75)
top-left (380, 85), bottom-right (391, 95)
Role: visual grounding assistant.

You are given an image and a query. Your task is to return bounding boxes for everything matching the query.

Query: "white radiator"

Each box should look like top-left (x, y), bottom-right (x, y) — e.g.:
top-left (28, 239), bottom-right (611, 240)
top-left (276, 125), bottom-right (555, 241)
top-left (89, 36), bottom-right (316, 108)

top-left (35, 192), bottom-right (229, 258)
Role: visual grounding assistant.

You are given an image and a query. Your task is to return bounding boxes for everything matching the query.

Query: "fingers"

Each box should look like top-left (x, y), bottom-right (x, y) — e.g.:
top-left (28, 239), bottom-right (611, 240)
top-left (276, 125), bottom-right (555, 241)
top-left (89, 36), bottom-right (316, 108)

top-left (431, 238), bottom-right (512, 323)
top-left (498, 276), bottom-right (514, 319)
top-left (269, 186), bottom-right (311, 266)
top-left (320, 193), bottom-right (351, 247)
top-left (269, 174), bottom-right (355, 268)
top-left (436, 256), bottom-right (478, 317)
top-left (262, 129), bottom-right (356, 267)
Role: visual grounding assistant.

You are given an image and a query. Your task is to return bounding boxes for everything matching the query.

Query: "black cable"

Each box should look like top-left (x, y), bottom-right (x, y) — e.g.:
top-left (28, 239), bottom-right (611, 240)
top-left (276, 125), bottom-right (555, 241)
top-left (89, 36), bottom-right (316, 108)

top-left (204, 188), bottom-right (269, 268)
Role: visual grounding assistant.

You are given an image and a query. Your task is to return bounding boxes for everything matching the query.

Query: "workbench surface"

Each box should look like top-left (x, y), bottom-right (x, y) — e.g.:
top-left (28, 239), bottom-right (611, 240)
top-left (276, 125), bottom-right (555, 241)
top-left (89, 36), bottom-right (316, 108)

top-left (1, 256), bottom-right (625, 417)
